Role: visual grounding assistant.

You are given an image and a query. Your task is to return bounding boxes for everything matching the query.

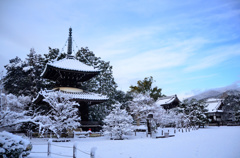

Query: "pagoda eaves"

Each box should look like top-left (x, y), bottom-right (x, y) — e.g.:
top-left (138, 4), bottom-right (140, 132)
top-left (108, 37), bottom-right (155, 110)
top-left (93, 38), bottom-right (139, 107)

top-left (33, 90), bottom-right (108, 105)
top-left (41, 58), bottom-right (100, 82)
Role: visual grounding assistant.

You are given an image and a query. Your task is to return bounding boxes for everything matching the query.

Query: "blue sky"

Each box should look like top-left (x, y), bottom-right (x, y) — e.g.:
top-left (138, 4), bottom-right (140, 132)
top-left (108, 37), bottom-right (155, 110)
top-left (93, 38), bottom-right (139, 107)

top-left (0, 0), bottom-right (240, 99)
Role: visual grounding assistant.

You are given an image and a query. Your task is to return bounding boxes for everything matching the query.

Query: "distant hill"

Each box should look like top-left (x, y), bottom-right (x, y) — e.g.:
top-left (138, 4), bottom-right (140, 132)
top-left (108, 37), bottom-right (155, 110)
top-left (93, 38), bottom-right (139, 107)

top-left (188, 89), bottom-right (240, 101)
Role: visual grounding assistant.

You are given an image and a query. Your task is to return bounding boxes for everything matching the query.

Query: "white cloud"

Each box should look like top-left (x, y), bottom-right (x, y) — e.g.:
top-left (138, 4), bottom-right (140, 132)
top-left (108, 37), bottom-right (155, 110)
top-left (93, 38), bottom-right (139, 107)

top-left (184, 44), bottom-right (240, 72)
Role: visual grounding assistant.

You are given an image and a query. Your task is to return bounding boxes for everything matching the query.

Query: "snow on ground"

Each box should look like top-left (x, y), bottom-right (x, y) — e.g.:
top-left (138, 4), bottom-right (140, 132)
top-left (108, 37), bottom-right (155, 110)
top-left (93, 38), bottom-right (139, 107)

top-left (29, 126), bottom-right (240, 158)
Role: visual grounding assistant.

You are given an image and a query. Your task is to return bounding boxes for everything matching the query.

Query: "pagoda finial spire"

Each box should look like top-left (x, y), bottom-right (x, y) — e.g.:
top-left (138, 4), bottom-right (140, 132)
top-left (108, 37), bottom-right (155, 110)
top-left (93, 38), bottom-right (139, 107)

top-left (67, 27), bottom-right (73, 58)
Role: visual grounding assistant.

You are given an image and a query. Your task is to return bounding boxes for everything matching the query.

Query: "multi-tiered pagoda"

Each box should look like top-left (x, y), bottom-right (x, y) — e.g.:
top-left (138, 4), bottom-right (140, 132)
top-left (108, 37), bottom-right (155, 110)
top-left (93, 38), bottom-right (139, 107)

top-left (34, 28), bottom-right (108, 130)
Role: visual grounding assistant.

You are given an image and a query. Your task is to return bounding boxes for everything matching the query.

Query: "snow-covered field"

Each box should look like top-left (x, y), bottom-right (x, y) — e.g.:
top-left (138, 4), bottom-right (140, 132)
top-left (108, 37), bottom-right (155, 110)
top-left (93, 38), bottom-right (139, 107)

top-left (29, 126), bottom-right (240, 158)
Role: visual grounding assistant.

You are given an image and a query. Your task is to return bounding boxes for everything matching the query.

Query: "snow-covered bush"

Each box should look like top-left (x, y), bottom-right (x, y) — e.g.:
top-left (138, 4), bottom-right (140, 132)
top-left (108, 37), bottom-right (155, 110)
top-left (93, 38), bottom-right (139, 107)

top-left (0, 131), bottom-right (32, 158)
top-left (103, 103), bottom-right (133, 140)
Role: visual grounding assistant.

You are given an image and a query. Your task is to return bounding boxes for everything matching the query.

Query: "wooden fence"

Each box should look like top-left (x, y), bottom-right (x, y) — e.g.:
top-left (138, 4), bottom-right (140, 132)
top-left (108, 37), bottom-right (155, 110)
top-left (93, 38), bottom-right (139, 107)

top-left (31, 139), bottom-right (96, 158)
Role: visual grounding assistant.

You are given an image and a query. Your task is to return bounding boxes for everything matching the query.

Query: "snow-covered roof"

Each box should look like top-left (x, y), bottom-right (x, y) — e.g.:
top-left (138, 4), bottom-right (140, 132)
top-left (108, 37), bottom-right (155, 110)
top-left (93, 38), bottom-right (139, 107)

top-left (33, 90), bottom-right (108, 105)
top-left (41, 58), bottom-right (100, 77)
top-left (205, 98), bottom-right (223, 113)
top-left (156, 95), bottom-right (179, 105)
top-left (60, 91), bottom-right (108, 101)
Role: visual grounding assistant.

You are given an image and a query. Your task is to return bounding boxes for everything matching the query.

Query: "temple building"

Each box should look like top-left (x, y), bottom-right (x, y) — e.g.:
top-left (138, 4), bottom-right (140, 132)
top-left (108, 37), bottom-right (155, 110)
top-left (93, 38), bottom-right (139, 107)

top-left (34, 28), bottom-right (108, 130)
top-left (156, 95), bottom-right (181, 110)
top-left (205, 98), bottom-right (224, 125)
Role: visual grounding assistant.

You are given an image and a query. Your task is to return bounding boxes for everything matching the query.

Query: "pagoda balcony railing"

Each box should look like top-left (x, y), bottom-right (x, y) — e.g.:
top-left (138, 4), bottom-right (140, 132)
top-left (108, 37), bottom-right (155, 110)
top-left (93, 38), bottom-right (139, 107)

top-left (80, 121), bottom-right (101, 125)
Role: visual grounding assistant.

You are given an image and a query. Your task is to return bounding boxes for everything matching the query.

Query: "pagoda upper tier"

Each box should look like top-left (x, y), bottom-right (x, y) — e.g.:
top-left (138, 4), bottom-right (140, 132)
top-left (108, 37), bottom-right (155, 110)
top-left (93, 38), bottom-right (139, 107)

top-left (41, 58), bottom-right (100, 87)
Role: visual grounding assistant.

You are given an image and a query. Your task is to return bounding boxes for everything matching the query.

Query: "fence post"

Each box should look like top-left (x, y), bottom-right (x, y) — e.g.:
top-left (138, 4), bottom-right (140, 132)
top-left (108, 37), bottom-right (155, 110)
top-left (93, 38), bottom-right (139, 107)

top-left (73, 142), bottom-right (77, 158)
top-left (30, 130), bottom-right (32, 139)
top-left (161, 130), bottom-right (163, 135)
top-left (48, 139), bottom-right (52, 157)
top-left (91, 147), bottom-right (97, 158)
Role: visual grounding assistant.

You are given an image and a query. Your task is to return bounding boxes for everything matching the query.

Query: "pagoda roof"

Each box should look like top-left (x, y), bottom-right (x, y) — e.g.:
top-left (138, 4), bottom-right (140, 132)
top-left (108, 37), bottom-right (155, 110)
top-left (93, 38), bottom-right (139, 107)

top-left (33, 90), bottom-right (108, 105)
top-left (41, 58), bottom-right (100, 82)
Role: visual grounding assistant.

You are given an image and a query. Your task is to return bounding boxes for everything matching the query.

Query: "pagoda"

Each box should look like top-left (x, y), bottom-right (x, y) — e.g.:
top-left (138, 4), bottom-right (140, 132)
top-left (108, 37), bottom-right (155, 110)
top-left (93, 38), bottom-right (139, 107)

top-left (34, 28), bottom-right (108, 130)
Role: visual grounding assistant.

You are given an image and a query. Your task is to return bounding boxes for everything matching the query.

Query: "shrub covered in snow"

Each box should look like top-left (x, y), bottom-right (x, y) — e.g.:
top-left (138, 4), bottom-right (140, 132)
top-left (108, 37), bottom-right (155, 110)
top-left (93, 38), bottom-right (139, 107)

top-left (103, 103), bottom-right (133, 140)
top-left (0, 131), bottom-right (32, 158)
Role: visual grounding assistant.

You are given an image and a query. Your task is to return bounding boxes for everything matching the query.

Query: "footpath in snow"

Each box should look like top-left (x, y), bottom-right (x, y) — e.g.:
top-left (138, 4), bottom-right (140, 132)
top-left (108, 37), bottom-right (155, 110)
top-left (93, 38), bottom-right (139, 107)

top-left (29, 126), bottom-right (240, 158)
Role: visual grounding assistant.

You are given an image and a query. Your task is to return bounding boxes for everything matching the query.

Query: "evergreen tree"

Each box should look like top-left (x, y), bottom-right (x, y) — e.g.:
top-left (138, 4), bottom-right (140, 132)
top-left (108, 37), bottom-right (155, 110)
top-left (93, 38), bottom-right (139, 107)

top-left (43, 47), bottom-right (66, 64)
top-left (103, 103), bottom-right (133, 140)
top-left (4, 57), bottom-right (29, 96)
top-left (129, 76), bottom-right (164, 101)
top-left (179, 99), bottom-right (208, 127)
top-left (23, 48), bottom-right (45, 98)
top-left (223, 94), bottom-right (240, 122)
top-left (3, 48), bottom-right (65, 97)
top-left (75, 47), bottom-right (118, 121)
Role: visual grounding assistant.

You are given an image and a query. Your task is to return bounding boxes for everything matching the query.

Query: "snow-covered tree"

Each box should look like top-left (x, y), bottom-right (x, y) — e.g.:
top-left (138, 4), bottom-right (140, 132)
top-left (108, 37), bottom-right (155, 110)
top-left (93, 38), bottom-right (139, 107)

top-left (103, 103), bottom-right (133, 140)
top-left (3, 48), bottom-right (64, 98)
top-left (23, 48), bottom-right (45, 98)
top-left (4, 49), bottom-right (46, 98)
top-left (178, 99), bottom-right (208, 127)
top-left (128, 93), bottom-right (164, 126)
top-left (223, 93), bottom-right (240, 122)
top-left (0, 91), bottom-right (80, 138)
top-left (38, 90), bottom-right (81, 137)
top-left (0, 94), bottom-right (31, 130)
top-left (3, 57), bottom-right (28, 96)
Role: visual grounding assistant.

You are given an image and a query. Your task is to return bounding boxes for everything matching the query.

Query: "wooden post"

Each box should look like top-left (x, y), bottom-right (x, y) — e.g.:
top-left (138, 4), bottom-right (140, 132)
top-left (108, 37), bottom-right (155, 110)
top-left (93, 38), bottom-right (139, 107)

top-left (73, 143), bottom-right (77, 158)
top-left (174, 129), bottom-right (176, 134)
top-left (91, 147), bottom-right (96, 158)
top-left (48, 139), bottom-right (51, 157)
top-left (168, 130), bottom-right (169, 133)
top-left (30, 130), bottom-right (32, 139)
top-left (162, 130), bottom-right (163, 135)
top-left (182, 128), bottom-right (183, 133)
top-left (135, 130), bottom-right (136, 136)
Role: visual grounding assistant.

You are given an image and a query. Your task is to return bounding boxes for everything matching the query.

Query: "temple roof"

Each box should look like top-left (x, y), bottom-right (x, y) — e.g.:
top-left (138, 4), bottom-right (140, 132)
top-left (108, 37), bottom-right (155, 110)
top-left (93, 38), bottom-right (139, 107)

top-left (205, 98), bottom-right (224, 113)
top-left (33, 90), bottom-right (108, 105)
top-left (41, 58), bottom-right (100, 82)
top-left (156, 95), bottom-right (180, 106)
